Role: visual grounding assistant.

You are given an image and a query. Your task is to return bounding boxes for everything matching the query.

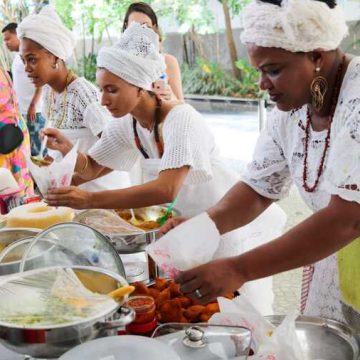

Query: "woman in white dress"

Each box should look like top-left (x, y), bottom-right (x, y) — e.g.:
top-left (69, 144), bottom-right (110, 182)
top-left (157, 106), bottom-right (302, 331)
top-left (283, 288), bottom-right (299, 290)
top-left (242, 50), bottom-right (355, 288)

top-left (167, 0), bottom-right (360, 330)
top-left (17, 5), bottom-right (129, 192)
top-left (44, 22), bottom-right (285, 315)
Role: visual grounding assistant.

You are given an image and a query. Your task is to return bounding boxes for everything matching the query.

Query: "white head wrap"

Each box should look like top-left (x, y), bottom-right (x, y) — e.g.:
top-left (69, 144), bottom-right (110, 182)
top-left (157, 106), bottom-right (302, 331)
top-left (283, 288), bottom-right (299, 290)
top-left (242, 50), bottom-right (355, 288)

top-left (17, 5), bottom-right (76, 61)
top-left (240, 0), bottom-right (348, 52)
top-left (97, 22), bottom-right (166, 90)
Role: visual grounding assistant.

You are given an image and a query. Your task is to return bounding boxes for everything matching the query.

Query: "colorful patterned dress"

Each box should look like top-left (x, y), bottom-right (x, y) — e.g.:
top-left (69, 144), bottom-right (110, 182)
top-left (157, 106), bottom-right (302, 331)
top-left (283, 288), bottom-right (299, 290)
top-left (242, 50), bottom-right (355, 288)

top-left (0, 69), bottom-right (34, 197)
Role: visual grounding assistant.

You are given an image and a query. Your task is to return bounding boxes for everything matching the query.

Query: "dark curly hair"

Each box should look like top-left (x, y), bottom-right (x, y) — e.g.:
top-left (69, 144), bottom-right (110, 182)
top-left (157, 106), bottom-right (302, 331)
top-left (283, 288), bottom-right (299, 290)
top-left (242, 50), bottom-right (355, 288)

top-left (259, 0), bottom-right (337, 8)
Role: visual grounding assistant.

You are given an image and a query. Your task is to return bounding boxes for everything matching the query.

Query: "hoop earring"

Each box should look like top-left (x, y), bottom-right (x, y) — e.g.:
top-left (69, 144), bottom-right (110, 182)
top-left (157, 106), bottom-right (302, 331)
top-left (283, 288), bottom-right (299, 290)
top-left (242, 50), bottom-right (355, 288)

top-left (310, 75), bottom-right (328, 111)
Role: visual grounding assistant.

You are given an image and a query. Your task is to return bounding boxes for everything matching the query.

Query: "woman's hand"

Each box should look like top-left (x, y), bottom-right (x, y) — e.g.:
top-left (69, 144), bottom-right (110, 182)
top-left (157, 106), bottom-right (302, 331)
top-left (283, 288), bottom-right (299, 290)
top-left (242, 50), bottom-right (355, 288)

top-left (45, 186), bottom-right (93, 209)
top-left (42, 128), bottom-right (73, 156)
top-left (158, 216), bottom-right (188, 235)
top-left (176, 257), bottom-right (244, 304)
top-left (152, 81), bottom-right (174, 101)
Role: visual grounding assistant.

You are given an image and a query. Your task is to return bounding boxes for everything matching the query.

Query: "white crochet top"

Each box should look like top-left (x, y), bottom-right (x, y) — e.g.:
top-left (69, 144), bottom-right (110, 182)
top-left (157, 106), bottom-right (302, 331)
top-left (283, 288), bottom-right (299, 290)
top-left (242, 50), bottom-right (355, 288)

top-left (243, 57), bottom-right (360, 322)
top-left (42, 77), bottom-right (110, 136)
top-left (89, 104), bottom-right (220, 185)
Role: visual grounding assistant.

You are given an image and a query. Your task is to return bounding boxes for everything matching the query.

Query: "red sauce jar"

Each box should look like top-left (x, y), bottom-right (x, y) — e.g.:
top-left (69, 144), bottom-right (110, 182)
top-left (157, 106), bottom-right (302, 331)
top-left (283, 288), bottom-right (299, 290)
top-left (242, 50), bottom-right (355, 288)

top-left (127, 296), bottom-right (156, 324)
top-left (125, 296), bottom-right (157, 336)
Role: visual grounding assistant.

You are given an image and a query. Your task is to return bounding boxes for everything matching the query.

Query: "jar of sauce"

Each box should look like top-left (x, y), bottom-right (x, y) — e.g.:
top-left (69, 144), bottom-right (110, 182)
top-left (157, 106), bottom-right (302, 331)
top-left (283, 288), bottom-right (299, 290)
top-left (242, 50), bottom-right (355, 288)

top-left (125, 296), bottom-right (157, 336)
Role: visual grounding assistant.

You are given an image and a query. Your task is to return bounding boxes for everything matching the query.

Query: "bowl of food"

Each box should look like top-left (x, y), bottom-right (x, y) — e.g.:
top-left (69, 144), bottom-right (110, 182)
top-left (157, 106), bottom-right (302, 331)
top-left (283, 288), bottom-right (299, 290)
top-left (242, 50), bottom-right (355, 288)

top-left (0, 266), bottom-right (135, 359)
top-left (75, 206), bottom-right (181, 254)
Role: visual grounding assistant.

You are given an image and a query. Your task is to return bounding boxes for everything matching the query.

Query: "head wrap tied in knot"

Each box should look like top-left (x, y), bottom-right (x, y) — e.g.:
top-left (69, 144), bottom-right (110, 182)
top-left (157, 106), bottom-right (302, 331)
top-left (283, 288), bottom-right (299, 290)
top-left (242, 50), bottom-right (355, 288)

top-left (97, 22), bottom-right (166, 90)
top-left (241, 0), bottom-right (348, 52)
top-left (17, 5), bottom-right (76, 61)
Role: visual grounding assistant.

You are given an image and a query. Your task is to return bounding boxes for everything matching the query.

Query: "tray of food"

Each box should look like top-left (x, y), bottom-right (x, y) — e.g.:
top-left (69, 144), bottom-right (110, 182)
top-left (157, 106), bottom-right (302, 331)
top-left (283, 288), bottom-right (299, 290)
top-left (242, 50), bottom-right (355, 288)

top-left (131, 277), bottom-right (233, 324)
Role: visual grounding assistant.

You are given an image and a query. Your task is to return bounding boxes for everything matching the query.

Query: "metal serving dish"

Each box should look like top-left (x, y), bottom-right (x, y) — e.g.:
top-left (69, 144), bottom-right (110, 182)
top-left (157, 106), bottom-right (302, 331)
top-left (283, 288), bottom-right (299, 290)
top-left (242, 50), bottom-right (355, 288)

top-left (0, 237), bottom-right (53, 275)
top-left (0, 228), bottom-right (40, 275)
top-left (0, 266), bottom-right (135, 359)
top-left (75, 206), bottom-right (181, 254)
top-left (266, 315), bottom-right (359, 360)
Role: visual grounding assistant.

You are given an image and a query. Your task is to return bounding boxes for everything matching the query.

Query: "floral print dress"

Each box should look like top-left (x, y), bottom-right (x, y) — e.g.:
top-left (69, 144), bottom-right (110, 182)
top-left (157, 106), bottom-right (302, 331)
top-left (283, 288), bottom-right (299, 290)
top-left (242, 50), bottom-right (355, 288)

top-left (0, 69), bottom-right (33, 197)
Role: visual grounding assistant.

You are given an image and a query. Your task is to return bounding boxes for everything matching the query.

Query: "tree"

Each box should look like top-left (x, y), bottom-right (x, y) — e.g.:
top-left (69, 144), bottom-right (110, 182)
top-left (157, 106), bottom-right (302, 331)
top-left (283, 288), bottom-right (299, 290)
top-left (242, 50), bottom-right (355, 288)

top-left (218, 0), bottom-right (250, 79)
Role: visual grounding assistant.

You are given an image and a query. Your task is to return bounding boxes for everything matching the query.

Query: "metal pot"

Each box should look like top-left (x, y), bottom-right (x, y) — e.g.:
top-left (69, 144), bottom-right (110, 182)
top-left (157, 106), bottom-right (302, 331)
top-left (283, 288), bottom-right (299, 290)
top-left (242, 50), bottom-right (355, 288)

top-left (266, 315), bottom-right (359, 360)
top-left (0, 266), bottom-right (135, 359)
top-left (0, 236), bottom-right (53, 275)
top-left (0, 228), bottom-right (40, 275)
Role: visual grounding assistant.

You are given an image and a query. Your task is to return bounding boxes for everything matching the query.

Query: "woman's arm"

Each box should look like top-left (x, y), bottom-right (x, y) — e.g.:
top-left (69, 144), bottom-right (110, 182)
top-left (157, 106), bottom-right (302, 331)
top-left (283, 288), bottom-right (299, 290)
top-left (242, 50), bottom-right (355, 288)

top-left (45, 166), bottom-right (190, 209)
top-left (165, 54), bottom-right (184, 101)
top-left (178, 194), bottom-right (360, 304)
top-left (208, 181), bottom-right (274, 234)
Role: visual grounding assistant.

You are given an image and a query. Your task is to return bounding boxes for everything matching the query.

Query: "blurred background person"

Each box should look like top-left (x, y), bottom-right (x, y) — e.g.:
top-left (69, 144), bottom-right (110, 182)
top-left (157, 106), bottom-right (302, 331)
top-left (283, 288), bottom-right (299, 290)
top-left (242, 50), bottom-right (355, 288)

top-left (122, 2), bottom-right (184, 102)
top-left (2, 22), bottom-right (45, 157)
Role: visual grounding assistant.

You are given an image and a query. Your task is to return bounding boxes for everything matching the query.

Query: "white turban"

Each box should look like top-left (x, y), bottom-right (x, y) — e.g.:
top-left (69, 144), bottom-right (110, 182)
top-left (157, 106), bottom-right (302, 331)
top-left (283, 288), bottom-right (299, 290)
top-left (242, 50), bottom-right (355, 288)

top-left (97, 22), bottom-right (166, 90)
top-left (241, 0), bottom-right (348, 52)
top-left (17, 5), bottom-right (76, 61)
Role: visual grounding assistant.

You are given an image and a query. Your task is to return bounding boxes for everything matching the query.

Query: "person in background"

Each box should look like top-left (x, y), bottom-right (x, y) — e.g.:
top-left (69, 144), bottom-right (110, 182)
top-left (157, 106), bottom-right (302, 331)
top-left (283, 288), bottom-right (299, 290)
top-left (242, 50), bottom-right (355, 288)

top-left (161, 0), bottom-right (360, 332)
top-left (17, 5), bottom-right (130, 192)
top-left (0, 67), bottom-right (33, 197)
top-left (2, 22), bottom-right (45, 157)
top-left (122, 2), bottom-right (184, 101)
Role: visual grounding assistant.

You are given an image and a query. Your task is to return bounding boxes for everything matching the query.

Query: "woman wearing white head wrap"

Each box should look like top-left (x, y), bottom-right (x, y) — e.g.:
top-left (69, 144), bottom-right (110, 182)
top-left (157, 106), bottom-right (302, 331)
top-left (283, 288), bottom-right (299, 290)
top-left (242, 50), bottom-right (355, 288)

top-left (44, 22), bottom-right (285, 315)
top-left (18, 5), bottom-right (130, 192)
top-left (166, 0), bottom-right (360, 331)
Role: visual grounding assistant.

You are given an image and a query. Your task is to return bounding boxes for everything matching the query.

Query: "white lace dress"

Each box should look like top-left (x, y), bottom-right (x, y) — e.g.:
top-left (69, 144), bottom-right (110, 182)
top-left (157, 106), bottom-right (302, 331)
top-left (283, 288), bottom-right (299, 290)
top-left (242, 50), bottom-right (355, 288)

top-left (242, 57), bottom-right (360, 323)
top-left (42, 77), bottom-right (130, 191)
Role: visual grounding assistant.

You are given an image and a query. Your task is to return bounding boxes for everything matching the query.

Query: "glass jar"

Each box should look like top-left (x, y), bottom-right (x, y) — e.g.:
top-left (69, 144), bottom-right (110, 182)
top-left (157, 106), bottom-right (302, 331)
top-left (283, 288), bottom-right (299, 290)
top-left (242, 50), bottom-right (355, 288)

top-left (126, 295), bottom-right (157, 336)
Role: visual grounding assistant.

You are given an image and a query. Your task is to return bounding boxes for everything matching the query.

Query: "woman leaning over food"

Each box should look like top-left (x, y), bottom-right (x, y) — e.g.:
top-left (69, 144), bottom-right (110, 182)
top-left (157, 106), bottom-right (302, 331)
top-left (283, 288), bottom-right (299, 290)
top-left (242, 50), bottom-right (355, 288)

top-left (17, 5), bottom-right (130, 192)
top-left (162, 0), bottom-right (360, 331)
top-left (43, 22), bottom-right (284, 314)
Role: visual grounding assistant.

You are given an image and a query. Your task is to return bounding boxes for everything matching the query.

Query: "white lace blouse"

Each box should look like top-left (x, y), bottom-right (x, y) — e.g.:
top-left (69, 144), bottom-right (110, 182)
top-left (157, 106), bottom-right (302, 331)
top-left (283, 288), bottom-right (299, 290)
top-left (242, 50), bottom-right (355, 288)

top-left (89, 104), bottom-right (221, 185)
top-left (242, 57), bottom-right (360, 322)
top-left (42, 77), bottom-right (110, 136)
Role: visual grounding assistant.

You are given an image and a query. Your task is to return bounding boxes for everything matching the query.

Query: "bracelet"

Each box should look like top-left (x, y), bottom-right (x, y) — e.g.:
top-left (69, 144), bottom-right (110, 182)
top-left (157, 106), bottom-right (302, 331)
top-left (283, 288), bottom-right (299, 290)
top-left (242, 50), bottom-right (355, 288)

top-left (78, 153), bottom-right (89, 175)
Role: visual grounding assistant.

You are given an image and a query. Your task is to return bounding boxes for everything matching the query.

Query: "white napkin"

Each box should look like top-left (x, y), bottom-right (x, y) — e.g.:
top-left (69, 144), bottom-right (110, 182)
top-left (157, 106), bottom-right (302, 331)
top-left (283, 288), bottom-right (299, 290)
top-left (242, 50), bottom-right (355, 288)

top-left (146, 212), bottom-right (221, 278)
top-left (27, 143), bottom-right (78, 195)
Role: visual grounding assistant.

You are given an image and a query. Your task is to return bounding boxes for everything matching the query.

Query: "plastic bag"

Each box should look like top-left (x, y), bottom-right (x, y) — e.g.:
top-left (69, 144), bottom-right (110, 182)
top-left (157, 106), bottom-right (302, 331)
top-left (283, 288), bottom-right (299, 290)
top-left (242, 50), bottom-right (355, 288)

top-left (76, 209), bottom-right (145, 240)
top-left (27, 143), bottom-right (79, 195)
top-left (146, 212), bottom-right (221, 278)
top-left (0, 267), bottom-right (117, 328)
top-left (210, 296), bottom-right (305, 360)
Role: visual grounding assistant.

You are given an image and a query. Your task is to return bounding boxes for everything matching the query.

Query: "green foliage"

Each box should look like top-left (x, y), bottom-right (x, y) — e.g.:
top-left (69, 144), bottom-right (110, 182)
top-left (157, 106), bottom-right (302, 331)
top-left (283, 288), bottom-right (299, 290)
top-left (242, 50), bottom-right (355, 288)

top-left (181, 58), bottom-right (260, 99)
top-left (218, 0), bottom-right (251, 15)
top-left (235, 58), bottom-right (260, 96)
top-left (77, 53), bottom-right (97, 83)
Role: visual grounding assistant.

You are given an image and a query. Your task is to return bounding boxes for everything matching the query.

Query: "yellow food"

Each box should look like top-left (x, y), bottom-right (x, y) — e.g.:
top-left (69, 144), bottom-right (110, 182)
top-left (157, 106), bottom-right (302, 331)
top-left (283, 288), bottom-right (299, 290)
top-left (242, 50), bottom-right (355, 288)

top-left (6, 202), bottom-right (74, 229)
top-left (30, 156), bottom-right (52, 167)
top-left (108, 285), bottom-right (135, 300)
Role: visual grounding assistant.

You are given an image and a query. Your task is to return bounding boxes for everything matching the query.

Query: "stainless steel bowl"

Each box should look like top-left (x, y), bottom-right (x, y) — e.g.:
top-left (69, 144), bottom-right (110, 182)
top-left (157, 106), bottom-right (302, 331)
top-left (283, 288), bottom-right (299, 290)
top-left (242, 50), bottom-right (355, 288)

top-left (0, 237), bottom-right (53, 275)
top-left (266, 315), bottom-right (359, 360)
top-left (75, 206), bottom-right (181, 254)
top-left (0, 266), bottom-right (135, 359)
top-left (0, 228), bottom-right (40, 275)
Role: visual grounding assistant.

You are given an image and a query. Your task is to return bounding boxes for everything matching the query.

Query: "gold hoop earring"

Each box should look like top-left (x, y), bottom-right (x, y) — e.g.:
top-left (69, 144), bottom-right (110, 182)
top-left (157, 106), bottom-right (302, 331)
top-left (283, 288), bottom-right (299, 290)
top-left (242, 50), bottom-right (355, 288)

top-left (310, 75), bottom-right (328, 111)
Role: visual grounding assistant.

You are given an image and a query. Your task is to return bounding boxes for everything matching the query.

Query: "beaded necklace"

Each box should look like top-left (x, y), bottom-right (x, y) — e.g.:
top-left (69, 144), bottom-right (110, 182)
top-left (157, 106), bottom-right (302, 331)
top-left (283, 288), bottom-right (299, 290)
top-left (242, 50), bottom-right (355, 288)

top-left (132, 97), bottom-right (164, 158)
top-left (46, 70), bottom-right (76, 129)
top-left (302, 55), bottom-right (345, 193)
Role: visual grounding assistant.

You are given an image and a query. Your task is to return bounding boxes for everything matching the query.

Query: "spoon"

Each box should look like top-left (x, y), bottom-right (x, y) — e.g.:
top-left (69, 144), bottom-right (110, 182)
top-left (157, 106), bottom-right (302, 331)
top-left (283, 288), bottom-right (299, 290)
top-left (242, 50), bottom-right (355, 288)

top-left (157, 196), bottom-right (178, 226)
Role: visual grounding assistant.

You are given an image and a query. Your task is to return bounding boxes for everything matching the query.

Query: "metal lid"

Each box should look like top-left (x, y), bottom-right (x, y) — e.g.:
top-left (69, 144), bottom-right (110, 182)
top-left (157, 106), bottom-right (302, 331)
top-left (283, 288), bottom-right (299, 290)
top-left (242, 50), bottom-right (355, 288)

top-left (16, 222), bottom-right (125, 277)
top-left (59, 335), bottom-right (181, 360)
top-left (266, 315), bottom-right (359, 360)
top-left (152, 323), bottom-right (251, 359)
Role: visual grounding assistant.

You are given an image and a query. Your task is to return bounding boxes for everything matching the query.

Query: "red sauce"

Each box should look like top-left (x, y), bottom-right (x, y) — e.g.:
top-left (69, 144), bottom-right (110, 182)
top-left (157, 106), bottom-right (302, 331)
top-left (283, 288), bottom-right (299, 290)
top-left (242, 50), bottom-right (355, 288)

top-left (127, 296), bottom-right (156, 324)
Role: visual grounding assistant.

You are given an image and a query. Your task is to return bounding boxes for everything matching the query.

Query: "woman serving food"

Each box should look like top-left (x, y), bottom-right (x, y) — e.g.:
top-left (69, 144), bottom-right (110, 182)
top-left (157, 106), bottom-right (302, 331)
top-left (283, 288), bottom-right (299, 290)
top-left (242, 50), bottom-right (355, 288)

top-left (43, 22), bottom-right (285, 314)
top-left (162, 0), bottom-right (360, 331)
